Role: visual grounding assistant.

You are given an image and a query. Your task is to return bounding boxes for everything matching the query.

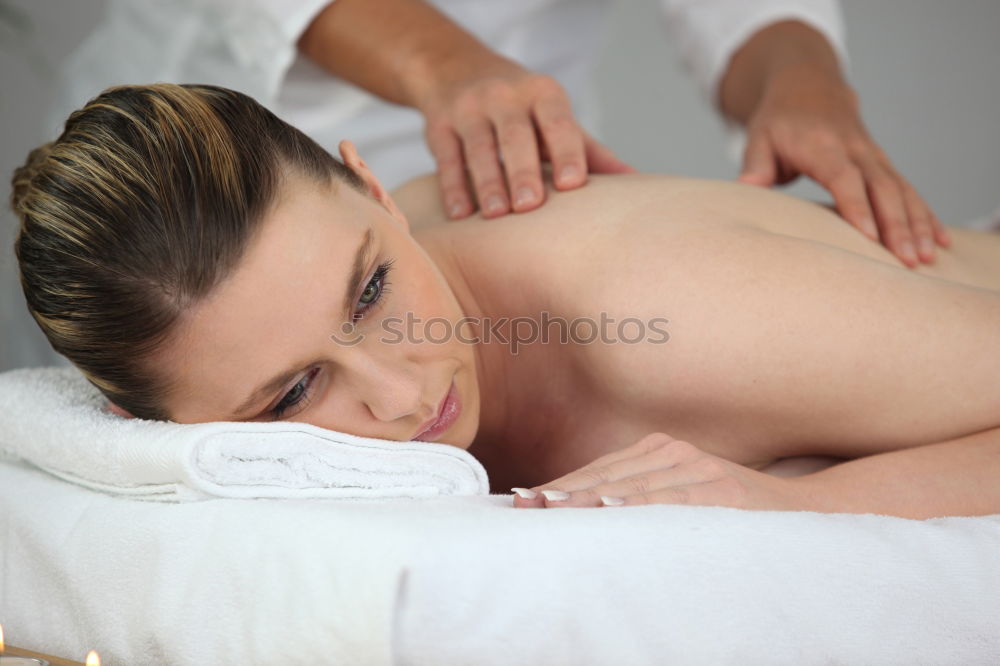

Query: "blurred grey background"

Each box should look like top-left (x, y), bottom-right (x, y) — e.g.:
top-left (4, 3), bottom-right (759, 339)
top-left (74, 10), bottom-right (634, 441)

top-left (2, 0), bottom-right (998, 372)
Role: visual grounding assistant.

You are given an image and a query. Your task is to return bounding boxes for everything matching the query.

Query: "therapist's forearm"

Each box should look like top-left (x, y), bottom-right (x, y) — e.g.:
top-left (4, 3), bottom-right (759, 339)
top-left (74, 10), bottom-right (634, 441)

top-left (718, 20), bottom-right (849, 125)
top-left (788, 426), bottom-right (1000, 519)
top-left (298, 0), bottom-right (512, 110)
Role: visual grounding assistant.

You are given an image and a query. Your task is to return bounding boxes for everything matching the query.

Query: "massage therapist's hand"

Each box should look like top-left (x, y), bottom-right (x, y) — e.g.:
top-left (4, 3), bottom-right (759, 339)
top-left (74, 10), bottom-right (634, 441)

top-left (511, 432), bottom-right (797, 511)
top-left (413, 56), bottom-right (635, 219)
top-left (298, 0), bottom-right (634, 222)
top-left (738, 66), bottom-right (950, 267)
top-left (720, 20), bottom-right (950, 268)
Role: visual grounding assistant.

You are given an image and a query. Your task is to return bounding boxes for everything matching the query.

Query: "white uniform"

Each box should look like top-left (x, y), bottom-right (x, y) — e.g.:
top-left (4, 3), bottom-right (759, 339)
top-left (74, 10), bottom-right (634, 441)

top-left (52, 0), bottom-right (846, 188)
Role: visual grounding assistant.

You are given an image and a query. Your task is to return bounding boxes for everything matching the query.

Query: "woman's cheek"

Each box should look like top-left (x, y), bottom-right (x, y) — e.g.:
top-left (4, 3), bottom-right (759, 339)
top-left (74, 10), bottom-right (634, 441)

top-left (377, 301), bottom-right (408, 345)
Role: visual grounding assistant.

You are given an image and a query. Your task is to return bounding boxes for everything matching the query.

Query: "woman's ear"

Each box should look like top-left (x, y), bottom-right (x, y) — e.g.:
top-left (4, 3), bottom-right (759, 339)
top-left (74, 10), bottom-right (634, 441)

top-left (107, 401), bottom-right (135, 419)
top-left (338, 140), bottom-right (410, 232)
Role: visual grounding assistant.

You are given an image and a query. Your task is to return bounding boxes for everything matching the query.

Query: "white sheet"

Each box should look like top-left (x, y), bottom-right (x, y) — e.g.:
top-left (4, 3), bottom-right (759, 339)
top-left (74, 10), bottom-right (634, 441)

top-left (2, 459), bottom-right (999, 664)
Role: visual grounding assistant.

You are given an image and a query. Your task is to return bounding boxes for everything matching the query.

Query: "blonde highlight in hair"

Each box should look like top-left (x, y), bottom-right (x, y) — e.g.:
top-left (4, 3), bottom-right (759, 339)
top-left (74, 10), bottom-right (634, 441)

top-left (11, 83), bottom-right (364, 420)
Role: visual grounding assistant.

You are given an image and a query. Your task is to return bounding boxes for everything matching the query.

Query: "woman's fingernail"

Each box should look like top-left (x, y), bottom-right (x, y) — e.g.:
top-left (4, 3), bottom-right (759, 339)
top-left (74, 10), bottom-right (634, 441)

top-left (514, 187), bottom-right (535, 208)
top-left (901, 241), bottom-right (918, 264)
top-left (449, 201), bottom-right (465, 218)
top-left (511, 487), bottom-right (537, 499)
top-left (541, 489), bottom-right (570, 502)
top-left (601, 496), bottom-right (626, 506)
top-left (861, 218), bottom-right (878, 239)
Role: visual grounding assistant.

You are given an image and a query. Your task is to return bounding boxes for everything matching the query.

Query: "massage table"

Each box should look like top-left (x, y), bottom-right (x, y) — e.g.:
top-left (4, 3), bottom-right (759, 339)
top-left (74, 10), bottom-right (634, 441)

top-left (1, 367), bottom-right (998, 664)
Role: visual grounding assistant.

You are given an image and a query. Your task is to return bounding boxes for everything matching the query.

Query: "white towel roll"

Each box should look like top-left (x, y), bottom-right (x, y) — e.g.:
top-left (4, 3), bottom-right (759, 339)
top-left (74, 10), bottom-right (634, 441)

top-left (0, 366), bottom-right (489, 501)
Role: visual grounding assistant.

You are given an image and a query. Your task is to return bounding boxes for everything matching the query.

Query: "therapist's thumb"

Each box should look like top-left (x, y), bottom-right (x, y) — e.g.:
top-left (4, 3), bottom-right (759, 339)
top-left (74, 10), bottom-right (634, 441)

top-left (738, 134), bottom-right (776, 187)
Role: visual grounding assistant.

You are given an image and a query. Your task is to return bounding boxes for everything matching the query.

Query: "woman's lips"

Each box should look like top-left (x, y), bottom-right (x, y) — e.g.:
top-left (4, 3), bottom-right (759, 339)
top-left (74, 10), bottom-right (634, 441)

top-left (414, 380), bottom-right (460, 442)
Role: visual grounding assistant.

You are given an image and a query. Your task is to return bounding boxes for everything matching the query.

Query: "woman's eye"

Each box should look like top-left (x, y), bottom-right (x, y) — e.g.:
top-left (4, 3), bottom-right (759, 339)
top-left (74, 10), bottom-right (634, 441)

top-left (270, 367), bottom-right (319, 419)
top-left (360, 280), bottom-right (379, 305)
top-left (280, 380), bottom-right (306, 407)
top-left (354, 259), bottom-right (393, 320)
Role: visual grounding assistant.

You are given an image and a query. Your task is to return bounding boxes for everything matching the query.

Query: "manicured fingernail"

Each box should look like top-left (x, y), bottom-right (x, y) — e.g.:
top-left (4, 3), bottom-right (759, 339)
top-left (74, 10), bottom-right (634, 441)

top-left (541, 489), bottom-right (570, 502)
top-left (485, 195), bottom-right (504, 215)
top-left (448, 200), bottom-right (465, 218)
top-left (514, 187), bottom-right (536, 208)
top-left (601, 495), bottom-right (626, 506)
top-left (511, 487), bottom-right (537, 499)
top-left (901, 241), bottom-right (918, 264)
top-left (558, 165), bottom-right (580, 186)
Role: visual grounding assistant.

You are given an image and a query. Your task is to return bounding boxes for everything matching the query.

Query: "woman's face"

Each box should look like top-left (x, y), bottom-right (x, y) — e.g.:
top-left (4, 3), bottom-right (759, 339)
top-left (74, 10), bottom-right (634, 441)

top-left (156, 163), bottom-right (481, 450)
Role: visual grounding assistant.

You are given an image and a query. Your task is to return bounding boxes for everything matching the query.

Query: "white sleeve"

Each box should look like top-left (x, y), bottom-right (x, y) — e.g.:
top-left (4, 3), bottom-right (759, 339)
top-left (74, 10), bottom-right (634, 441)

top-left (199, 0), bottom-right (335, 101)
top-left (658, 0), bottom-right (849, 104)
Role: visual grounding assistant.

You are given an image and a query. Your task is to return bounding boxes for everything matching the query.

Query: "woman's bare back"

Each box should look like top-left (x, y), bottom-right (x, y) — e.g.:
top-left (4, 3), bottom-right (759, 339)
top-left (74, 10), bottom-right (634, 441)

top-left (400, 174), bottom-right (1000, 490)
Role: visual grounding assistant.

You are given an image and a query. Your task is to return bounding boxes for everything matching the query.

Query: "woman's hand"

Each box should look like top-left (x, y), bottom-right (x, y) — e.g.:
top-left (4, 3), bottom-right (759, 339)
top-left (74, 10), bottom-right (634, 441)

top-left (511, 432), bottom-right (799, 511)
top-left (414, 57), bottom-right (635, 220)
top-left (737, 65), bottom-right (951, 267)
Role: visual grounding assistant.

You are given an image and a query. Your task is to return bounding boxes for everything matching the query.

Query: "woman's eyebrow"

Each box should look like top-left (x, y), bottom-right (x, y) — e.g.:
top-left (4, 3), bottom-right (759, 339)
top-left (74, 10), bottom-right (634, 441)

top-left (230, 227), bottom-right (375, 420)
top-left (340, 227), bottom-right (375, 322)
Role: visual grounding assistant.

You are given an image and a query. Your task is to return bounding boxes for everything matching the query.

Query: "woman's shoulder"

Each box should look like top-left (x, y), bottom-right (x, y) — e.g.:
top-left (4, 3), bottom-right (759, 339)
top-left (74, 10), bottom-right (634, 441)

top-left (390, 173), bottom-right (445, 230)
top-left (393, 171), bottom-right (703, 232)
top-left (393, 170), bottom-right (816, 239)
top-left (402, 172), bottom-right (755, 295)
top-left (398, 171), bottom-right (884, 299)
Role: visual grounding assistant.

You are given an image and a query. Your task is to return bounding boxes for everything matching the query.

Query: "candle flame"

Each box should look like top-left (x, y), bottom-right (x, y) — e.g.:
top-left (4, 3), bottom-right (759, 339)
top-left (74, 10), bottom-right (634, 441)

top-left (0, 622), bottom-right (5, 652)
top-left (86, 650), bottom-right (101, 666)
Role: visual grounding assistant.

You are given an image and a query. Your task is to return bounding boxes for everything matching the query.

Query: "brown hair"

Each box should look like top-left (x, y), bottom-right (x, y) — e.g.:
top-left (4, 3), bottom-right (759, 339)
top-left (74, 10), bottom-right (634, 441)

top-left (10, 83), bottom-right (365, 420)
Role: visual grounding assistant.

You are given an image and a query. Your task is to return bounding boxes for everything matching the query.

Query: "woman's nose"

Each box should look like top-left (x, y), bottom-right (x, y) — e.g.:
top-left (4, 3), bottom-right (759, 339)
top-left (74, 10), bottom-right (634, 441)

top-left (346, 356), bottom-right (427, 423)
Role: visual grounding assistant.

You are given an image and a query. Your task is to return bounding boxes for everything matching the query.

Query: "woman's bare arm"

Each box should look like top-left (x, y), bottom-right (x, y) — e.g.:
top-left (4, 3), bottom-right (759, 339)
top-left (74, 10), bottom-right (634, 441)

top-left (789, 425), bottom-right (1000, 518)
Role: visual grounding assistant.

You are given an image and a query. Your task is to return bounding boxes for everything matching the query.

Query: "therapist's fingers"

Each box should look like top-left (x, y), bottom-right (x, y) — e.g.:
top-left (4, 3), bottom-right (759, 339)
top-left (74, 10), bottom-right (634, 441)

top-left (425, 121), bottom-right (475, 219)
top-left (859, 159), bottom-right (920, 266)
top-left (533, 86), bottom-right (588, 190)
top-left (791, 148), bottom-right (880, 243)
top-left (738, 133), bottom-right (778, 187)
top-left (455, 115), bottom-right (510, 218)
top-left (493, 108), bottom-right (544, 213)
top-left (896, 177), bottom-right (941, 262)
top-left (892, 167), bottom-right (950, 252)
top-left (928, 199), bottom-right (952, 247)
top-left (737, 66), bottom-right (949, 267)
top-left (419, 65), bottom-right (625, 218)
top-left (925, 194), bottom-right (952, 248)
top-left (920, 188), bottom-right (951, 247)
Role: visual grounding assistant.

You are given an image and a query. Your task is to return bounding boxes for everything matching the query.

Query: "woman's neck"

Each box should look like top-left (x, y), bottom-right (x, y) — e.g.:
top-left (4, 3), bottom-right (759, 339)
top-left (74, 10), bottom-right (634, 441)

top-left (414, 226), bottom-right (558, 473)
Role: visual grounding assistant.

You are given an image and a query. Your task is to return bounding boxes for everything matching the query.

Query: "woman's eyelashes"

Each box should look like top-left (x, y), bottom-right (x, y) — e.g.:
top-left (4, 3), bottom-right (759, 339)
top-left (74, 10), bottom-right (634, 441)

top-left (268, 258), bottom-right (396, 420)
top-left (270, 366), bottom-right (320, 419)
top-left (354, 258), bottom-right (394, 321)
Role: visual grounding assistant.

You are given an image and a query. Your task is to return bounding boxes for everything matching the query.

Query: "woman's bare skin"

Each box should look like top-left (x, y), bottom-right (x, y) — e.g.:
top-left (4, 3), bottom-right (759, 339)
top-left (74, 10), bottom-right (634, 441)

top-left (396, 173), bottom-right (1000, 494)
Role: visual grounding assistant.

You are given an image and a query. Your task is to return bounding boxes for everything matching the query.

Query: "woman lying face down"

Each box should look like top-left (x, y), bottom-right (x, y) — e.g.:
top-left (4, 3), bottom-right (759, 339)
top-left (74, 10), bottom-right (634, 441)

top-left (13, 84), bottom-right (1000, 518)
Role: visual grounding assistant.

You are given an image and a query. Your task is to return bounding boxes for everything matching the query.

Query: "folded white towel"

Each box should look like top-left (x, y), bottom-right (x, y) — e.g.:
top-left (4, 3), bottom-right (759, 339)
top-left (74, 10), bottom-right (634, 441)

top-left (0, 366), bottom-right (489, 501)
